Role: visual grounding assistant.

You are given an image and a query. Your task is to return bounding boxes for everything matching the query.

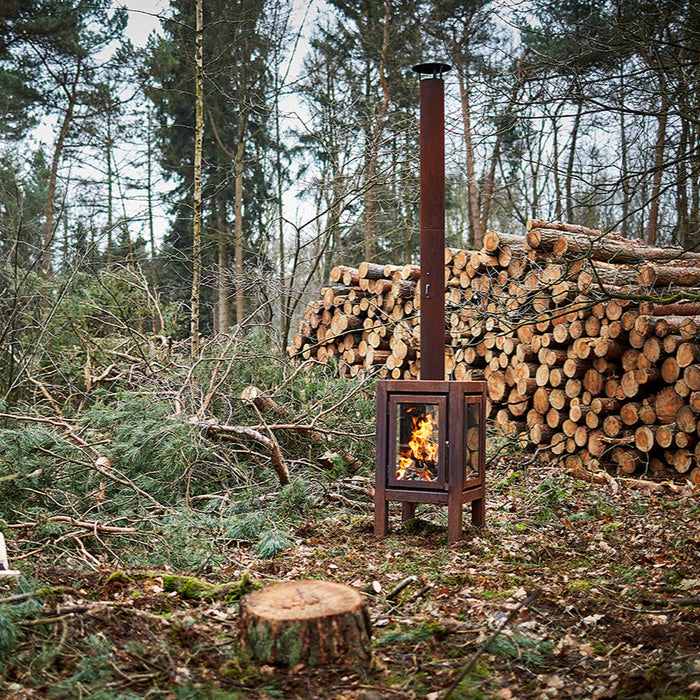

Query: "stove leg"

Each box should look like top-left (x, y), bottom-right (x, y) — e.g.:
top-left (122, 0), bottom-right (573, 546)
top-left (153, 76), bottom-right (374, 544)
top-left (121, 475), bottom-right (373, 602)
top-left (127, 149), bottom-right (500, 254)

top-left (447, 498), bottom-right (463, 544)
top-left (471, 498), bottom-right (485, 527)
top-left (374, 497), bottom-right (388, 537)
top-left (401, 502), bottom-right (417, 521)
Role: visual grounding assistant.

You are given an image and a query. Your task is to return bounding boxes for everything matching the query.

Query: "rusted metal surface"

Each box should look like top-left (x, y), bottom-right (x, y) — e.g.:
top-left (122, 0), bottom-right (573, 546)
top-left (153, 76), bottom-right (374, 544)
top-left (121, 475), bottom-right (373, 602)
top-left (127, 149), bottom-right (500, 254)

top-left (417, 70), bottom-right (448, 381)
top-left (373, 65), bottom-right (486, 544)
top-left (374, 380), bottom-right (486, 542)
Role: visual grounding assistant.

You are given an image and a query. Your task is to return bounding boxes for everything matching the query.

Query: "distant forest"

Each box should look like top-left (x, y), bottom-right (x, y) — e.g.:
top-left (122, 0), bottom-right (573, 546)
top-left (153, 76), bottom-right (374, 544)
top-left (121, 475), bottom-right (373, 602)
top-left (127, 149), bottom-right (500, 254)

top-left (1, 0), bottom-right (699, 344)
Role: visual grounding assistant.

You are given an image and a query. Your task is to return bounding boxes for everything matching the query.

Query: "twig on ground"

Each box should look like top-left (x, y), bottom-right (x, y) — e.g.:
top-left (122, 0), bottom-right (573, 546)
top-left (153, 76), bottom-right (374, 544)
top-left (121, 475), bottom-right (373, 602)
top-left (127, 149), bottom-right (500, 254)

top-left (407, 583), bottom-right (433, 604)
top-left (386, 575), bottom-right (418, 600)
top-left (641, 596), bottom-right (700, 607)
top-left (440, 589), bottom-right (542, 700)
top-left (327, 493), bottom-right (367, 509)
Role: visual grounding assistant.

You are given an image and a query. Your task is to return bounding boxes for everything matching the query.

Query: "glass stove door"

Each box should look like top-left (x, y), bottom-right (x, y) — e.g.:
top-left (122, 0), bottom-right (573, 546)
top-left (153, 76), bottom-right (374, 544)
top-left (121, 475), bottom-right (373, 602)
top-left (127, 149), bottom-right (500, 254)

top-left (463, 396), bottom-right (483, 487)
top-left (388, 394), bottom-right (447, 489)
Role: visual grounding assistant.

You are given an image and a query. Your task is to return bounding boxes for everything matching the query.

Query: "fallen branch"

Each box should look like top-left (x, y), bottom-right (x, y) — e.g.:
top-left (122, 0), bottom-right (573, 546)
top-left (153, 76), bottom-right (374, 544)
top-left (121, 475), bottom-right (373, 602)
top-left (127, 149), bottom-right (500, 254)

top-left (0, 413), bottom-right (100, 458)
top-left (566, 467), bottom-right (619, 493)
top-left (617, 477), bottom-right (687, 494)
top-left (641, 596), bottom-right (700, 607)
top-left (386, 575), bottom-right (418, 600)
top-left (0, 414), bottom-right (160, 509)
top-left (203, 421), bottom-right (290, 485)
top-left (26, 375), bottom-right (63, 415)
top-left (341, 480), bottom-right (375, 499)
top-left (326, 493), bottom-right (366, 509)
top-left (0, 586), bottom-right (79, 606)
top-left (6, 516), bottom-right (137, 534)
top-left (407, 583), bottom-right (433, 604)
top-left (0, 468), bottom-right (43, 483)
top-left (566, 467), bottom-right (609, 485)
top-left (241, 386), bottom-right (362, 471)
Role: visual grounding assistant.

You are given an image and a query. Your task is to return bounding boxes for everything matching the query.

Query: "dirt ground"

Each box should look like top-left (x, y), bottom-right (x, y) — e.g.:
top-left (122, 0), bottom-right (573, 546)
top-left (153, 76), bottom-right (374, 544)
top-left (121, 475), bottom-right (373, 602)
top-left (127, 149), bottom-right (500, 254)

top-left (1, 456), bottom-right (699, 699)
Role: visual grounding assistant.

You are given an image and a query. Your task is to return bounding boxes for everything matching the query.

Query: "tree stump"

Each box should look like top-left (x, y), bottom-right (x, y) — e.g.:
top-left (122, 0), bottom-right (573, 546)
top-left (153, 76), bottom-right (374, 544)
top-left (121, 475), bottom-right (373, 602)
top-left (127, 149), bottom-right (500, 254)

top-left (239, 580), bottom-right (371, 666)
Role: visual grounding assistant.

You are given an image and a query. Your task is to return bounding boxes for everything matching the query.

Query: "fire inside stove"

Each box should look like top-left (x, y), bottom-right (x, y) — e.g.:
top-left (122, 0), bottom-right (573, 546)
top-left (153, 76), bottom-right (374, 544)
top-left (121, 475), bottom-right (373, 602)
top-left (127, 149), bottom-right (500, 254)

top-left (395, 403), bottom-right (440, 482)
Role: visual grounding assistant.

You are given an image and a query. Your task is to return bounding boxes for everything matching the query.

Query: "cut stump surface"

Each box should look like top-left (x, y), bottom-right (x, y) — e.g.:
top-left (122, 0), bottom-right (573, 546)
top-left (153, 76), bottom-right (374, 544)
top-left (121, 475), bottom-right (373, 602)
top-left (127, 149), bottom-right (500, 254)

top-left (239, 579), bottom-right (371, 667)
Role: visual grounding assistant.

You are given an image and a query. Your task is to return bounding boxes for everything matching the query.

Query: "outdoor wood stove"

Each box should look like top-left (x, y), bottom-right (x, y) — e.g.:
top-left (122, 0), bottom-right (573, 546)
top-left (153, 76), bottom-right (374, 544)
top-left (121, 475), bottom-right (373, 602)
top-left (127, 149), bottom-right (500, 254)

top-left (374, 380), bottom-right (486, 542)
top-left (374, 63), bottom-right (486, 543)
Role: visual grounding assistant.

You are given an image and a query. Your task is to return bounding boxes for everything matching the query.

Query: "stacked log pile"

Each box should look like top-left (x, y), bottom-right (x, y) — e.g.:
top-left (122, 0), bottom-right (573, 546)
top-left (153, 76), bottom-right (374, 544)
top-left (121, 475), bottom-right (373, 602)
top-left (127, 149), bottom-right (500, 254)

top-left (290, 220), bottom-right (700, 482)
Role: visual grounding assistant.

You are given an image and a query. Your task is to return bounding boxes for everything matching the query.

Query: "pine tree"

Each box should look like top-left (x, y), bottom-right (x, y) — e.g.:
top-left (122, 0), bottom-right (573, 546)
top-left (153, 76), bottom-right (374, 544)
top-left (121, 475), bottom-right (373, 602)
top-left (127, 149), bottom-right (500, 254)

top-left (145, 0), bottom-right (275, 334)
top-left (1, 0), bottom-right (129, 276)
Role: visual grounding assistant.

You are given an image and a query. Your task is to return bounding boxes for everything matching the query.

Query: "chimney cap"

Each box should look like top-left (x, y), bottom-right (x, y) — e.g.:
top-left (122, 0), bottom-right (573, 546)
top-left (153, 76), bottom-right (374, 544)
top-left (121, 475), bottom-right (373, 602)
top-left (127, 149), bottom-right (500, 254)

top-left (412, 62), bottom-right (451, 77)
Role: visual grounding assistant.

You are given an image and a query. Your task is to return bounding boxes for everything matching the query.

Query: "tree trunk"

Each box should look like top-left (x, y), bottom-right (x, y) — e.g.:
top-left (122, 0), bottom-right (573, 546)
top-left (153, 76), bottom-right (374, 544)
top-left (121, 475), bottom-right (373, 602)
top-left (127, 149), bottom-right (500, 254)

top-left (274, 63), bottom-right (289, 346)
top-left (190, 0), bottom-right (203, 358)
top-left (551, 113), bottom-right (562, 221)
top-left (363, 0), bottom-right (392, 262)
top-left (677, 118), bottom-right (690, 248)
top-left (454, 43), bottom-right (483, 249)
top-left (42, 57), bottom-right (82, 280)
top-left (146, 106), bottom-right (158, 292)
top-left (619, 61), bottom-right (630, 238)
top-left (106, 111), bottom-right (114, 264)
top-left (691, 121), bottom-right (700, 252)
top-left (234, 113), bottom-right (247, 327)
top-left (216, 195), bottom-right (232, 332)
top-left (479, 53), bottom-right (526, 235)
top-left (647, 94), bottom-right (669, 245)
top-left (565, 99), bottom-right (582, 224)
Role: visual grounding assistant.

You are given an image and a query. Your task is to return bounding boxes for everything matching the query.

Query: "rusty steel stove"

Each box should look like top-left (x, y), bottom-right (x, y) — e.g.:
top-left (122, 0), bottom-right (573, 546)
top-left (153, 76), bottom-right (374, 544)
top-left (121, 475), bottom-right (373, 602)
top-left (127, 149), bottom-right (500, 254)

top-left (374, 63), bottom-right (486, 543)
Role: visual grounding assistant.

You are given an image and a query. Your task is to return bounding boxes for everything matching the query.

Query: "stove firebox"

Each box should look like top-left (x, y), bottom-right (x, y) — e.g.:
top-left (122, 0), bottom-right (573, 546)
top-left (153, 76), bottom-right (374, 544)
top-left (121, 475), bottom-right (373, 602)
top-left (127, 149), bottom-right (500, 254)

top-left (375, 380), bottom-right (486, 543)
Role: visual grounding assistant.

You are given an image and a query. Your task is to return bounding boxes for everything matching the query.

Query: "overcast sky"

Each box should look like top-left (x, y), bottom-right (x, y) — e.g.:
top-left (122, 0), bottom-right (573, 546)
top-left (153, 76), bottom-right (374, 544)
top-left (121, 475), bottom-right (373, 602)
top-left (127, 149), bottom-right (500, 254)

top-left (118, 0), bottom-right (167, 47)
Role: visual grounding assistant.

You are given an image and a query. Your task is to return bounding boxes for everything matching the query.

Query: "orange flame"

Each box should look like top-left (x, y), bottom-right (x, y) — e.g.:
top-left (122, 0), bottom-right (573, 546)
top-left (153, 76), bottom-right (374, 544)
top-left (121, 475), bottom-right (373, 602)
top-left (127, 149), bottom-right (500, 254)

top-left (396, 411), bottom-right (439, 481)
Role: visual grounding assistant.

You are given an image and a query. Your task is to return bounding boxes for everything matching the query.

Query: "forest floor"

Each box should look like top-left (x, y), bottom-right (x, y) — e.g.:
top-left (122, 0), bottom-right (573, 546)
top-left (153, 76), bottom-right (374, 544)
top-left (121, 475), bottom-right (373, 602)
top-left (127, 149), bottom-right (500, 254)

top-left (1, 455), bottom-right (699, 700)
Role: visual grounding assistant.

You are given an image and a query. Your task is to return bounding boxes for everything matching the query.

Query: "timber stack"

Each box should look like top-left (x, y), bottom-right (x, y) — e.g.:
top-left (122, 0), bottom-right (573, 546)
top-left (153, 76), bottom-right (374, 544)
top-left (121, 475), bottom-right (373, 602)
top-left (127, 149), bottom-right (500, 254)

top-left (290, 219), bottom-right (700, 483)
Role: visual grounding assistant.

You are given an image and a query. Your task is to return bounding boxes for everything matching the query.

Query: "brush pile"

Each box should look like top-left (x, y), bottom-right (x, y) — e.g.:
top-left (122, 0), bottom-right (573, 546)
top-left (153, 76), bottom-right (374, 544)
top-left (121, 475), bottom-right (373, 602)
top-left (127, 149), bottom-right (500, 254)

top-left (290, 220), bottom-right (700, 481)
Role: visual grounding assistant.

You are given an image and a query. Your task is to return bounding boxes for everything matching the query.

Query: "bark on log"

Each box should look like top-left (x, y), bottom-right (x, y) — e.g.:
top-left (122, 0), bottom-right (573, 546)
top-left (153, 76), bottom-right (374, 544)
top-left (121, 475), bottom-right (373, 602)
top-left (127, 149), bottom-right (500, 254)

top-left (528, 219), bottom-right (700, 264)
top-left (359, 262), bottom-right (390, 280)
top-left (640, 300), bottom-right (700, 316)
top-left (634, 425), bottom-right (655, 453)
top-left (654, 386), bottom-right (684, 423)
top-left (677, 342), bottom-right (700, 367)
top-left (676, 405), bottom-right (697, 434)
top-left (684, 365), bottom-right (700, 391)
top-left (638, 264), bottom-right (700, 287)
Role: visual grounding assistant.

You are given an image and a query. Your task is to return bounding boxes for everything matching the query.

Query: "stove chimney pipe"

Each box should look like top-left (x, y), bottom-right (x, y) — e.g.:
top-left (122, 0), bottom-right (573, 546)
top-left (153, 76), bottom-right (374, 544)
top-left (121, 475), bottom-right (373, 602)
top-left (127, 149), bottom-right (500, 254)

top-left (413, 62), bottom-right (451, 381)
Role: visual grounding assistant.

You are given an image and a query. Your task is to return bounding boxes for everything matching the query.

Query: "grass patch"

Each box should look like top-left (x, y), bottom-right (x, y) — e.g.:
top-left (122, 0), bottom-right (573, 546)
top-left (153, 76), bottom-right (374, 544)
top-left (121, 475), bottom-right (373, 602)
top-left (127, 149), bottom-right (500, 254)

top-left (377, 622), bottom-right (440, 646)
top-left (489, 632), bottom-right (552, 667)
